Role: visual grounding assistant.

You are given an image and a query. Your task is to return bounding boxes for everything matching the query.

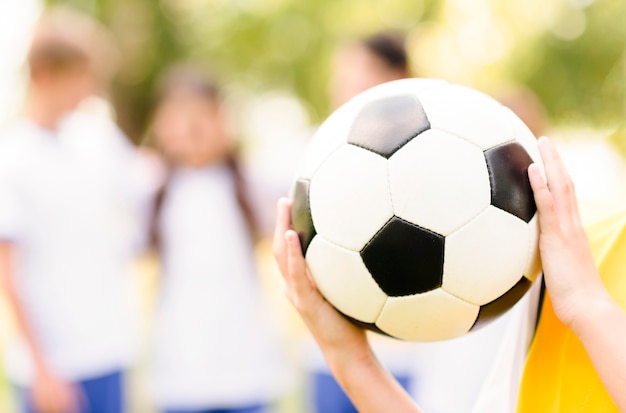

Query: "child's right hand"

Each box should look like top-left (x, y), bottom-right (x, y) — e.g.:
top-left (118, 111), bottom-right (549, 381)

top-left (30, 368), bottom-right (81, 413)
top-left (273, 197), bottom-right (422, 412)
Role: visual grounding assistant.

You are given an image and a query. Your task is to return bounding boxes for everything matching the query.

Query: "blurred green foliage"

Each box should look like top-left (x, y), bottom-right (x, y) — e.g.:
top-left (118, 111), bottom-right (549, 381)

top-left (507, 0), bottom-right (626, 128)
top-left (46, 0), bottom-right (626, 153)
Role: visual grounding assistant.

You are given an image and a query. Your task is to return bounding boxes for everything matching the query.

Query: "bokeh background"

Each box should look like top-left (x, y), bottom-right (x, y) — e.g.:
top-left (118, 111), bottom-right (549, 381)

top-left (1, 0), bottom-right (626, 411)
top-left (4, 0), bottom-right (626, 142)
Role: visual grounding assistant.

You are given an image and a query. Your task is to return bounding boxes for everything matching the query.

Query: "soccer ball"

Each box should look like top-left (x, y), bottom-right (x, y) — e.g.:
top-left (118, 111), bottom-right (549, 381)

top-left (291, 78), bottom-right (543, 342)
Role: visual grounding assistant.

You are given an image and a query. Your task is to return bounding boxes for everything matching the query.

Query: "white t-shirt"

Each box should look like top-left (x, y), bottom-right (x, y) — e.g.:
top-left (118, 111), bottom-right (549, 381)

top-left (410, 279), bottom-right (541, 412)
top-left (302, 281), bottom-right (540, 411)
top-left (151, 165), bottom-right (288, 409)
top-left (0, 116), bottom-right (150, 384)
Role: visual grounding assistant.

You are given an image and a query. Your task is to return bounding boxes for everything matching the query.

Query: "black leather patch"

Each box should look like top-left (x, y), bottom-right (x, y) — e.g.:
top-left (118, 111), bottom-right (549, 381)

top-left (484, 142), bottom-right (536, 223)
top-left (361, 216), bottom-right (445, 297)
top-left (291, 178), bottom-right (316, 254)
top-left (348, 95), bottom-right (430, 158)
top-left (471, 276), bottom-right (532, 330)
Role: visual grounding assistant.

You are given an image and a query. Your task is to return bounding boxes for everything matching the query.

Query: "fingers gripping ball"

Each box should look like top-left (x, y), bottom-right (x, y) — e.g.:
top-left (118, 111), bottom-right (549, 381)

top-left (291, 78), bottom-right (543, 342)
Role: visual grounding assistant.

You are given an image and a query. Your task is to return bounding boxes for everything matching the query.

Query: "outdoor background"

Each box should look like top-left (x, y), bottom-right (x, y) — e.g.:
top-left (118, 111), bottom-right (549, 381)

top-left (4, 0), bottom-right (626, 142)
top-left (1, 0), bottom-right (626, 412)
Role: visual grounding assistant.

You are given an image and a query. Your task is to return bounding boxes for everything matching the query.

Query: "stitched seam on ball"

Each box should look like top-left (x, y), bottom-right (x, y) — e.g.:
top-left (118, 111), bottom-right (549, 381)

top-left (523, 215), bottom-right (537, 278)
top-left (314, 232), bottom-right (363, 254)
top-left (441, 126), bottom-right (515, 153)
top-left (308, 143), bottom-right (347, 182)
top-left (440, 286), bottom-right (482, 307)
top-left (444, 203), bottom-right (491, 238)
top-left (312, 233), bottom-right (389, 321)
top-left (347, 141), bottom-right (391, 159)
top-left (386, 157), bottom-right (395, 217)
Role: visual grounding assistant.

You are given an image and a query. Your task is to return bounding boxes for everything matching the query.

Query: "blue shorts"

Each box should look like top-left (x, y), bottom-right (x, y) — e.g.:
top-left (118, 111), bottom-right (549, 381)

top-left (312, 371), bottom-right (412, 413)
top-left (163, 405), bottom-right (265, 413)
top-left (18, 370), bottom-right (125, 413)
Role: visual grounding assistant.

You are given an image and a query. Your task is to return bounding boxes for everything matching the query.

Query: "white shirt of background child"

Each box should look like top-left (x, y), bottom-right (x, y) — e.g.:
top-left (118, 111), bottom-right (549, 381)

top-left (0, 114), bottom-right (152, 384)
top-left (151, 165), bottom-right (289, 409)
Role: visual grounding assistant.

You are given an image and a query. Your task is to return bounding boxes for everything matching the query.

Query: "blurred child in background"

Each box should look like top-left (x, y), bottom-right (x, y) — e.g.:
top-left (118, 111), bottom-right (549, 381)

top-left (0, 8), bottom-right (154, 413)
top-left (302, 30), bottom-right (417, 413)
top-left (148, 66), bottom-right (288, 413)
top-left (329, 30), bottom-right (409, 109)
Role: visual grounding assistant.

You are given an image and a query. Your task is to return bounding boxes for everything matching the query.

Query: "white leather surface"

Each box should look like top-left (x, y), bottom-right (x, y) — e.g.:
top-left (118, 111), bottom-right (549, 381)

top-left (306, 235), bottom-right (387, 323)
top-left (377, 288), bottom-right (479, 341)
top-left (309, 144), bottom-right (393, 251)
top-left (418, 84), bottom-right (514, 150)
top-left (443, 205), bottom-right (530, 305)
top-left (389, 128), bottom-right (491, 236)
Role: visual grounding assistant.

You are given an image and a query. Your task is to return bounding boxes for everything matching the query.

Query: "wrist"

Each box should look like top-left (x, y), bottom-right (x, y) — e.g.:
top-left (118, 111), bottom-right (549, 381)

top-left (324, 338), bottom-right (376, 376)
top-left (325, 343), bottom-right (381, 391)
top-left (568, 286), bottom-right (616, 337)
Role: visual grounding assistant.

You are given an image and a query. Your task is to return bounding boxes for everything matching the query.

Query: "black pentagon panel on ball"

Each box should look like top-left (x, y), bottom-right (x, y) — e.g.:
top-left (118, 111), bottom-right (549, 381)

top-left (347, 95), bottom-right (430, 159)
top-left (471, 276), bottom-right (532, 330)
top-left (361, 216), bottom-right (445, 297)
top-left (485, 142), bottom-right (536, 223)
top-left (291, 178), bottom-right (316, 254)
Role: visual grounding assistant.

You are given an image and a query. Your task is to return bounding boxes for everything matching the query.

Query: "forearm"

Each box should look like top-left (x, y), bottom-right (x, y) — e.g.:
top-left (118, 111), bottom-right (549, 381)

top-left (324, 346), bottom-right (422, 413)
top-left (275, 208), bottom-right (423, 413)
top-left (570, 288), bottom-right (626, 410)
top-left (0, 244), bottom-right (49, 373)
